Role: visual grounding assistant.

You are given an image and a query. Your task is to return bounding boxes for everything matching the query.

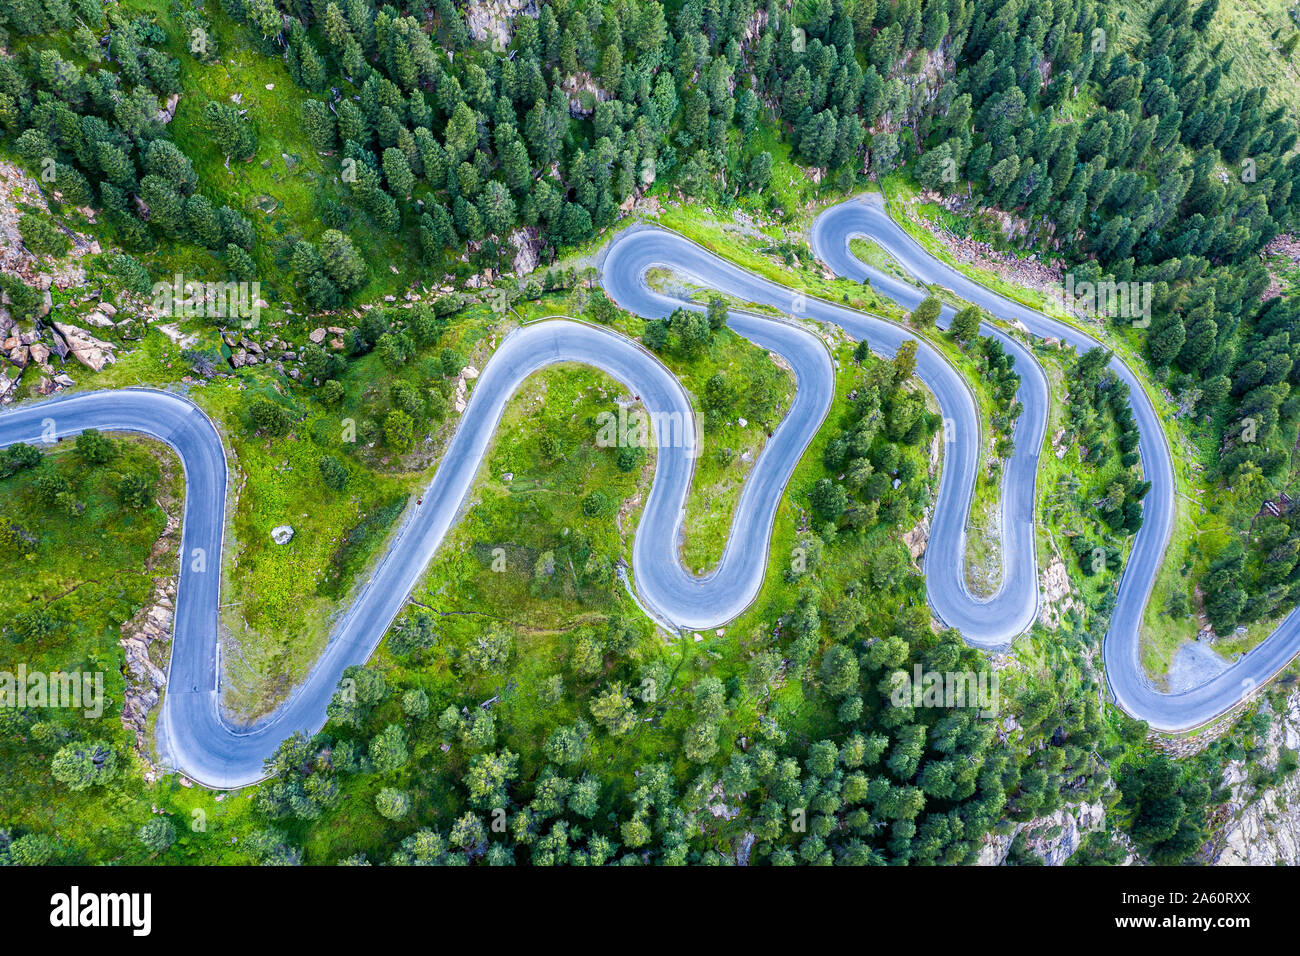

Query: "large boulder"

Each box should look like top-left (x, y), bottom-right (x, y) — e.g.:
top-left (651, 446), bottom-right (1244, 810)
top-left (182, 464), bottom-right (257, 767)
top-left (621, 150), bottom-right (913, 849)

top-left (53, 323), bottom-right (117, 372)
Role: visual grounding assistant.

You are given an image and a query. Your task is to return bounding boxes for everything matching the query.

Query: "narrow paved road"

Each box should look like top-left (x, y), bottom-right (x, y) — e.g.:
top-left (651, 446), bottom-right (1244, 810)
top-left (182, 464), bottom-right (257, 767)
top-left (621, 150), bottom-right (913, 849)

top-left (0, 321), bottom-right (830, 787)
top-left (601, 221), bottom-right (1047, 647)
top-left (812, 195), bottom-right (1292, 732)
top-left (0, 195), bottom-right (1291, 787)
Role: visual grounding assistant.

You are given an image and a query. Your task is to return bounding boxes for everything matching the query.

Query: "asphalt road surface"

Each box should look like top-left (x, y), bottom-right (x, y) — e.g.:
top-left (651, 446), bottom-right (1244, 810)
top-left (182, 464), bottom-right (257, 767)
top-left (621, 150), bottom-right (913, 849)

top-left (812, 195), bottom-right (1292, 733)
top-left (1, 196), bottom-right (1289, 786)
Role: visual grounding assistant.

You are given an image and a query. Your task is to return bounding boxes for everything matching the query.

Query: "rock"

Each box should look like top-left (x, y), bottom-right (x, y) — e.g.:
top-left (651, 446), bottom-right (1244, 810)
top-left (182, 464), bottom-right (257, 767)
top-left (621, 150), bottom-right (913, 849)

top-left (28, 343), bottom-right (49, 367)
top-left (1038, 557), bottom-right (1076, 629)
top-left (119, 511), bottom-right (180, 769)
top-left (309, 327), bottom-right (326, 343)
top-left (1213, 687), bottom-right (1300, 865)
top-left (507, 226), bottom-right (542, 275)
top-left (52, 323), bottom-right (116, 372)
top-left (461, 365), bottom-right (480, 380)
top-left (156, 323), bottom-right (198, 349)
top-left (271, 525), bottom-right (294, 545)
top-left (903, 515), bottom-right (930, 561)
top-left (157, 93), bottom-right (181, 124)
top-left (83, 310), bottom-right (115, 328)
top-left (978, 800), bottom-right (1107, 866)
top-left (1042, 558), bottom-right (1071, 602)
top-left (8, 345), bottom-right (28, 368)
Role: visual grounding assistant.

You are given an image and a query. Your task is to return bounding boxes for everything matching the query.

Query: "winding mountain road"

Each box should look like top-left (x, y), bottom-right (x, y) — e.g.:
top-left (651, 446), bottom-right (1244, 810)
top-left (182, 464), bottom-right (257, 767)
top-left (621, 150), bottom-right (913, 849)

top-left (0, 196), bottom-right (1292, 788)
top-left (812, 196), bottom-right (1295, 732)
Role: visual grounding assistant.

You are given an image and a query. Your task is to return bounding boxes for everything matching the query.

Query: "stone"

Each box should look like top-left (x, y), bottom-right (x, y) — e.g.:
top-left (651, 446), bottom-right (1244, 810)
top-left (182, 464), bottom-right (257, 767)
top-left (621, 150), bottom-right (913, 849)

top-left (977, 800), bottom-right (1106, 866)
top-left (52, 323), bottom-right (116, 372)
top-left (903, 515), bottom-right (930, 561)
top-left (309, 327), bottom-right (326, 343)
top-left (271, 525), bottom-right (294, 545)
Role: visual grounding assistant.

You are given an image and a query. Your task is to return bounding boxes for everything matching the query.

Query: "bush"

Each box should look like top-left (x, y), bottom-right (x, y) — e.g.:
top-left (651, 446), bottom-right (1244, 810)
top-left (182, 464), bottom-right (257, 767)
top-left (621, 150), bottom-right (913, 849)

top-left (248, 399), bottom-right (293, 437)
top-left (0, 442), bottom-right (43, 477)
top-left (118, 471), bottom-right (155, 509)
top-left (582, 490), bottom-right (611, 517)
top-left (34, 472), bottom-right (70, 504)
top-left (8, 833), bottom-right (61, 866)
top-left (75, 429), bottom-right (117, 465)
top-left (401, 688), bottom-right (430, 719)
top-left (319, 379), bottom-right (345, 406)
top-left (138, 816), bottom-right (177, 853)
top-left (375, 788), bottom-right (412, 820)
top-left (642, 319), bottom-right (668, 351)
top-left (50, 740), bottom-right (118, 791)
top-left (108, 253), bottom-right (152, 295)
top-left (319, 454), bottom-right (348, 491)
top-left (615, 444), bottom-right (642, 472)
top-left (439, 347), bottom-right (465, 377)
top-left (19, 212), bottom-right (71, 258)
top-left (384, 409), bottom-right (415, 453)
top-left (0, 516), bottom-right (38, 556)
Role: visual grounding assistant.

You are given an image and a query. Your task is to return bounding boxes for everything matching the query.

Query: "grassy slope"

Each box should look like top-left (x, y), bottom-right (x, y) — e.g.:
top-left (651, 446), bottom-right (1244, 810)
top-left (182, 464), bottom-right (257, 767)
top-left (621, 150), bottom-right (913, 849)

top-left (0, 438), bottom-right (266, 863)
top-left (1112, 0), bottom-right (1300, 120)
